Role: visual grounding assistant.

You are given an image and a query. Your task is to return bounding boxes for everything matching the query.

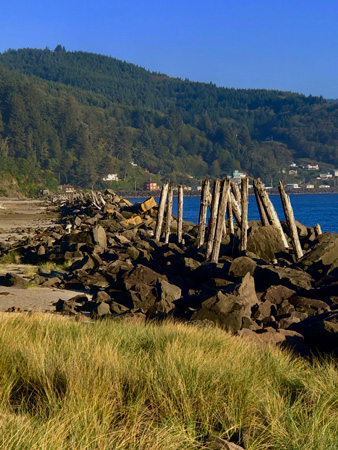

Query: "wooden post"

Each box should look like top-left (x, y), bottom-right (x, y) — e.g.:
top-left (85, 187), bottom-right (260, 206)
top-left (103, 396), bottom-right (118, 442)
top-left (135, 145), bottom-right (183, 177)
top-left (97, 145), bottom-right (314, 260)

top-left (278, 181), bottom-right (303, 259)
top-left (253, 179), bottom-right (269, 226)
top-left (254, 178), bottom-right (289, 249)
top-left (210, 178), bottom-right (230, 263)
top-left (314, 223), bottom-right (322, 237)
top-left (240, 177), bottom-right (249, 254)
top-left (206, 178), bottom-right (221, 259)
top-left (177, 184), bottom-right (183, 244)
top-left (230, 192), bottom-right (242, 226)
top-left (164, 183), bottom-right (174, 244)
top-left (231, 182), bottom-right (241, 206)
top-left (155, 182), bottom-right (169, 241)
top-left (227, 199), bottom-right (235, 236)
top-left (196, 178), bottom-right (210, 248)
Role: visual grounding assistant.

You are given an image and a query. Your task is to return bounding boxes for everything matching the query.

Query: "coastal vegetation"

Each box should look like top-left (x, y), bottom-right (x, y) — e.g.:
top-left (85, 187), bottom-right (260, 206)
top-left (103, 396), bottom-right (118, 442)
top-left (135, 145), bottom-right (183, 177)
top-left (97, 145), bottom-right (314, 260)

top-left (0, 314), bottom-right (336, 450)
top-left (1, 47), bottom-right (338, 192)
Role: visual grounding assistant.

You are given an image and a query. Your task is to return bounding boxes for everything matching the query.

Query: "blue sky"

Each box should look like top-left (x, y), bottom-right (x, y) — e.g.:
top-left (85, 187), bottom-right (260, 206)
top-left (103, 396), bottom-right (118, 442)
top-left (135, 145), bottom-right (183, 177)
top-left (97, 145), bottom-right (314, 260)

top-left (1, 0), bottom-right (338, 97)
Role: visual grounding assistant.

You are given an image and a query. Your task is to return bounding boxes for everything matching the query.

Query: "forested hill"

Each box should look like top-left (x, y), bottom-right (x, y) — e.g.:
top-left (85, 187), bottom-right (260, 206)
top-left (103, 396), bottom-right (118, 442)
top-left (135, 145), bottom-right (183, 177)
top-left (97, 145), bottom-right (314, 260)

top-left (1, 46), bottom-right (338, 193)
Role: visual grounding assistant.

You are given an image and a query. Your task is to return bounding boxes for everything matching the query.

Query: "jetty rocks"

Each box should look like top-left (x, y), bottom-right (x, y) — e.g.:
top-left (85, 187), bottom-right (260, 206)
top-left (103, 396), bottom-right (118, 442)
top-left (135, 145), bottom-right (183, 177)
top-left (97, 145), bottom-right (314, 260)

top-left (1, 189), bottom-right (338, 357)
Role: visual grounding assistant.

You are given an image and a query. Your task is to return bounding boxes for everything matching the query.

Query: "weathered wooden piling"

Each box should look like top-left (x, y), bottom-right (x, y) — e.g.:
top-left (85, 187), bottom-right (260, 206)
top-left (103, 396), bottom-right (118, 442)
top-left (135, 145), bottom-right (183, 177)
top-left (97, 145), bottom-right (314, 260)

top-left (155, 182), bottom-right (169, 241)
top-left (177, 184), bottom-right (184, 244)
top-left (210, 178), bottom-right (230, 264)
top-left (230, 192), bottom-right (242, 226)
top-left (164, 183), bottom-right (174, 244)
top-left (240, 177), bottom-right (249, 254)
top-left (253, 179), bottom-right (269, 226)
top-left (253, 178), bottom-right (289, 249)
top-left (196, 178), bottom-right (211, 248)
top-left (206, 178), bottom-right (221, 259)
top-left (314, 223), bottom-right (322, 237)
top-left (231, 182), bottom-right (241, 206)
top-left (278, 181), bottom-right (303, 259)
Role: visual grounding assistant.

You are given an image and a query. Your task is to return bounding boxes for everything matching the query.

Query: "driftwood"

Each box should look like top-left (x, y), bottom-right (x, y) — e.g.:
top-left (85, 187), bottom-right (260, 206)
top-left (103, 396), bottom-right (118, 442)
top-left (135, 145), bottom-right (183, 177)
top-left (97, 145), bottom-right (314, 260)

top-left (155, 182), bottom-right (169, 241)
top-left (231, 182), bottom-right (241, 206)
top-left (278, 182), bottom-right (303, 259)
top-left (253, 178), bottom-right (289, 249)
top-left (206, 178), bottom-right (221, 260)
top-left (314, 223), bottom-right (322, 237)
top-left (210, 178), bottom-right (230, 263)
top-left (196, 178), bottom-right (211, 248)
top-left (253, 179), bottom-right (269, 226)
top-left (240, 177), bottom-right (249, 254)
top-left (164, 183), bottom-right (174, 244)
top-left (177, 184), bottom-right (183, 244)
top-left (230, 192), bottom-right (242, 225)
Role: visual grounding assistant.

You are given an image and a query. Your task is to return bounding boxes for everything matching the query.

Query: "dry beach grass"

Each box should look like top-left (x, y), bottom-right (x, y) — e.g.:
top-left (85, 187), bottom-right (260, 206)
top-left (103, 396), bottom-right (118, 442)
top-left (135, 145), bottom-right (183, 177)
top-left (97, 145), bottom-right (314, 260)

top-left (0, 314), bottom-right (336, 449)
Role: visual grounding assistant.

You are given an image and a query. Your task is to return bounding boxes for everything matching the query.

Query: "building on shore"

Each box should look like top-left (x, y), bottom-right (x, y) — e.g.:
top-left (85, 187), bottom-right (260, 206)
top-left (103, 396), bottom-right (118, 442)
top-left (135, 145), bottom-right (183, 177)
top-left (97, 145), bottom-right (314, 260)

top-left (143, 181), bottom-right (160, 191)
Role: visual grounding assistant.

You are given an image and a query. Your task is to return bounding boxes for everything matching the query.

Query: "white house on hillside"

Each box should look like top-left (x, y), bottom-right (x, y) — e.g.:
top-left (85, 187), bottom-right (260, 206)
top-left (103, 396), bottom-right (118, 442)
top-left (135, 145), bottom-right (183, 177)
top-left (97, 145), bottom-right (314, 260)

top-left (103, 174), bottom-right (119, 181)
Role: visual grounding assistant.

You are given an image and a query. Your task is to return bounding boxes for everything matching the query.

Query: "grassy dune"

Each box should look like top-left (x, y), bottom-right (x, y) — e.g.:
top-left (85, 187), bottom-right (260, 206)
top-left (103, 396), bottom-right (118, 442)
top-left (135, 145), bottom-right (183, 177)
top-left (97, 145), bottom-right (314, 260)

top-left (0, 315), bottom-right (336, 449)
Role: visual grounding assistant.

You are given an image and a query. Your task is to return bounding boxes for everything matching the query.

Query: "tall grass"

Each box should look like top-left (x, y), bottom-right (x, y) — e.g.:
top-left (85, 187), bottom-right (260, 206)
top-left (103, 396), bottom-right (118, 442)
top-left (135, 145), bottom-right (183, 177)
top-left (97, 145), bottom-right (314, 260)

top-left (0, 314), bottom-right (336, 449)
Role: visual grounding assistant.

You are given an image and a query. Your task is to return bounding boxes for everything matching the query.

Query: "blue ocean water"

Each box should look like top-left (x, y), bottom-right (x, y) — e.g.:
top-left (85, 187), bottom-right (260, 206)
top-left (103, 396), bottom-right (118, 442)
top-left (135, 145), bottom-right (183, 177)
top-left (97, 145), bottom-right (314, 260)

top-left (128, 193), bottom-right (338, 233)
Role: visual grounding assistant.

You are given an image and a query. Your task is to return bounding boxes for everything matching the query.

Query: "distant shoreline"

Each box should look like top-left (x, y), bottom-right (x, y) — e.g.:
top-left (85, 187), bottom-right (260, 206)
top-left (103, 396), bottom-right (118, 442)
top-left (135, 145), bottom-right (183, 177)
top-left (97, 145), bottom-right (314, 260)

top-left (116, 188), bottom-right (338, 198)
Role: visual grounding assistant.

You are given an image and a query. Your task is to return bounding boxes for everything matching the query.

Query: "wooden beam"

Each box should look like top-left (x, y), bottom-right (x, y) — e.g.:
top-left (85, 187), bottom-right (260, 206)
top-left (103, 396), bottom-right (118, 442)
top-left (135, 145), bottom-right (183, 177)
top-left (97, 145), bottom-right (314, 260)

top-left (210, 178), bottom-right (230, 264)
top-left (278, 181), bottom-right (303, 259)
top-left (155, 182), bottom-right (169, 241)
top-left (196, 178), bottom-right (211, 248)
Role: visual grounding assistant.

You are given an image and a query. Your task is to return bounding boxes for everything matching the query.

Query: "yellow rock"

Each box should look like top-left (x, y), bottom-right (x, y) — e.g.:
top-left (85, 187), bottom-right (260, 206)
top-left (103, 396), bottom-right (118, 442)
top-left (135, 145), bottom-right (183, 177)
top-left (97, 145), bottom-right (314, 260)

top-left (120, 198), bottom-right (133, 206)
top-left (140, 197), bottom-right (157, 212)
top-left (121, 215), bottom-right (143, 227)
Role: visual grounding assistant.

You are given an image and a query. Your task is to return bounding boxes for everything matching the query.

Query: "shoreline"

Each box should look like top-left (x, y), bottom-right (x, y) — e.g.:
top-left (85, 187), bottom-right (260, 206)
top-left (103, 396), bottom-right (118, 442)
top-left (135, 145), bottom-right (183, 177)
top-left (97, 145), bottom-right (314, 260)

top-left (116, 188), bottom-right (338, 198)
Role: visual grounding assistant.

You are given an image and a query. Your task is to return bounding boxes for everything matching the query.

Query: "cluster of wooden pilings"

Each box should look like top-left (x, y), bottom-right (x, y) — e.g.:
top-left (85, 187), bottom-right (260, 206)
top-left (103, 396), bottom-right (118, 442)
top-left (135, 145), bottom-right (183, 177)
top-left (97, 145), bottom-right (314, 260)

top-left (155, 177), bottom-right (322, 263)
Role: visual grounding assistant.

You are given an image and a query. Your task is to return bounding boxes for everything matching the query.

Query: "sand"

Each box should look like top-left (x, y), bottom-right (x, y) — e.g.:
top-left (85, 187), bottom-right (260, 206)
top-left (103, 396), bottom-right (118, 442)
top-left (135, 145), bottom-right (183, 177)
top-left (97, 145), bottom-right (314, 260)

top-left (0, 199), bottom-right (88, 313)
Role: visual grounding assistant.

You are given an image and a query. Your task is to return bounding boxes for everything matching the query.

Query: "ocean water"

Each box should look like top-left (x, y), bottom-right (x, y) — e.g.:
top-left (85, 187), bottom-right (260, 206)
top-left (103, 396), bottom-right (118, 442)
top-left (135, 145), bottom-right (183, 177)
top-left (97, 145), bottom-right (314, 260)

top-left (128, 193), bottom-right (338, 233)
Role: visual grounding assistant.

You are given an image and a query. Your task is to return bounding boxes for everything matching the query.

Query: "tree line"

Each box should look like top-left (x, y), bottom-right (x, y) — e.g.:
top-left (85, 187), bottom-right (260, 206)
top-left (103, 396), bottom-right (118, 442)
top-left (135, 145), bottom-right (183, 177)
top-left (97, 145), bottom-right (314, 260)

top-left (0, 47), bottom-right (337, 193)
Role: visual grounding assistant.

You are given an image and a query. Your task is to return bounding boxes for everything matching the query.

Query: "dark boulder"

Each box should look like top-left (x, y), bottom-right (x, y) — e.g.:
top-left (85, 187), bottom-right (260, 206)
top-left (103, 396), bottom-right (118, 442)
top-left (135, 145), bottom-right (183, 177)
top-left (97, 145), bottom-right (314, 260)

top-left (247, 225), bottom-right (287, 261)
top-left (191, 273), bottom-right (258, 333)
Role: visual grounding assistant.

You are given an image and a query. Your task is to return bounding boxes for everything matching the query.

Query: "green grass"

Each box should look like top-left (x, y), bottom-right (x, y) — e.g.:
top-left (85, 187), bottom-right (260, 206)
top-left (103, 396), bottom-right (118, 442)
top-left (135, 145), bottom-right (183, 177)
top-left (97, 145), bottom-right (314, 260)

top-left (0, 251), bottom-right (21, 265)
top-left (0, 314), bottom-right (336, 449)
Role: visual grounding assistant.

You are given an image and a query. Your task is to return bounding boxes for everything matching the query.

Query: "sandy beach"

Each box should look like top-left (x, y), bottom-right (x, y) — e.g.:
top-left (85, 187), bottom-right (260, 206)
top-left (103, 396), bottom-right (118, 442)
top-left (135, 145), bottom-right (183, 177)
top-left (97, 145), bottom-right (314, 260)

top-left (0, 199), bottom-right (87, 312)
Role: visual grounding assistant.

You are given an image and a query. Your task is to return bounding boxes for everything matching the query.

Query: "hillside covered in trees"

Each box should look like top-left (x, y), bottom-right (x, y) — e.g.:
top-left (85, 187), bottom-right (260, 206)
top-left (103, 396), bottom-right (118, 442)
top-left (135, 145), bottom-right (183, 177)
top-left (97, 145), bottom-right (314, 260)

top-left (1, 46), bottom-right (338, 193)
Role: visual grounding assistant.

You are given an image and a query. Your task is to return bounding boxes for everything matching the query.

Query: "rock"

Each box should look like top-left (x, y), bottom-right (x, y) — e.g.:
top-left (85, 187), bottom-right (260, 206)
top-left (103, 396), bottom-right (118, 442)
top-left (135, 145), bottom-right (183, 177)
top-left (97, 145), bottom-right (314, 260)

top-left (191, 273), bottom-right (258, 333)
top-left (90, 302), bottom-right (111, 318)
top-left (289, 296), bottom-right (330, 314)
top-left (93, 290), bottom-right (111, 303)
top-left (146, 299), bottom-right (175, 317)
top-left (37, 245), bottom-right (46, 256)
top-left (228, 256), bottom-right (257, 278)
top-left (247, 225), bottom-right (287, 261)
top-left (120, 216), bottom-right (143, 228)
top-left (253, 300), bottom-right (275, 320)
top-left (263, 285), bottom-right (296, 305)
top-left (254, 266), bottom-right (313, 292)
top-left (92, 225), bottom-right (107, 248)
top-left (157, 279), bottom-right (181, 302)
top-left (74, 216), bottom-right (82, 227)
top-left (206, 435), bottom-right (244, 450)
top-left (70, 254), bottom-right (100, 271)
top-left (0, 273), bottom-right (28, 289)
top-left (277, 299), bottom-right (295, 316)
top-left (41, 276), bottom-right (62, 287)
top-left (298, 233), bottom-right (338, 275)
top-left (139, 197), bottom-right (157, 212)
top-left (110, 301), bottom-right (129, 315)
top-left (238, 327), bottom-right (308, 354)
top-left (290, 311), bottom-right (338, 354)
top-left (123, 264), bottom-right (166, 289)
top-left (278, 315), bottom-right (300, 329)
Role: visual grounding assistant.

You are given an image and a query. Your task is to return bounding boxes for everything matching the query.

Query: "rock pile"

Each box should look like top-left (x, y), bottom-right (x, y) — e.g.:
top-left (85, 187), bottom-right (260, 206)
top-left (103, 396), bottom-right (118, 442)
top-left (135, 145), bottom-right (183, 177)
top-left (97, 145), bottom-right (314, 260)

top-left (1, 189), bottom-right (338, 356)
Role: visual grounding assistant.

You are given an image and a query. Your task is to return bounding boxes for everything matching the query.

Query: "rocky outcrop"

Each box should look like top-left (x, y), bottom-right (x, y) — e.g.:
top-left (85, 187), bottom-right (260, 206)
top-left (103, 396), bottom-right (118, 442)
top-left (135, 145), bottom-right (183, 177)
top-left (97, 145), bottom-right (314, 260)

top-left (1, 191), bottom-right (338, 356)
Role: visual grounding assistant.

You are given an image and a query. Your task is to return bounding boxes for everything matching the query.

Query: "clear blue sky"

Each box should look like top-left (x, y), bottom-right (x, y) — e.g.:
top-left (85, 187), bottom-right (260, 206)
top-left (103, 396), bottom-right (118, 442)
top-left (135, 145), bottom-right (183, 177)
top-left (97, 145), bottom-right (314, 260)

top-left (1, 0), bottom-right (338, 98)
